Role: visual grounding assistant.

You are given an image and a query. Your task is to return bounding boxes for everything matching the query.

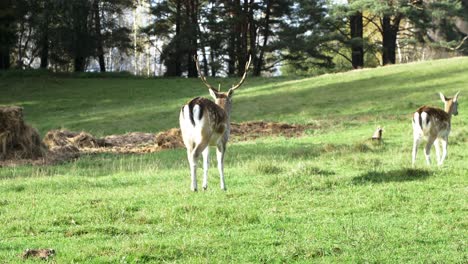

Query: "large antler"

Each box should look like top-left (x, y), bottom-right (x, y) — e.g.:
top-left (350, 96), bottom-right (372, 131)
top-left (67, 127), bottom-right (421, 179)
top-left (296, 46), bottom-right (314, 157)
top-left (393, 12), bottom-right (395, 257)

top-left (229, 55), bottom-right (252, 92)
top-left (193, 55), bottom-right (217, 91)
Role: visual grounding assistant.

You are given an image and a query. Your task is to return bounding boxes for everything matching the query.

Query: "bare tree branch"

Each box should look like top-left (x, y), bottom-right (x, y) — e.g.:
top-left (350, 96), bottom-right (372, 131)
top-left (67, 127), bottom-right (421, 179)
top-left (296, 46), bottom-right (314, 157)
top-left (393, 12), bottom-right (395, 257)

top-left (363, 15), bottom-right (383, 33)
top-left (262, 58), bottom-right (287, 70)
top-left (327, 46), bottom-right (352, 63)
top-left (447, 36), bottom-right (468, 51)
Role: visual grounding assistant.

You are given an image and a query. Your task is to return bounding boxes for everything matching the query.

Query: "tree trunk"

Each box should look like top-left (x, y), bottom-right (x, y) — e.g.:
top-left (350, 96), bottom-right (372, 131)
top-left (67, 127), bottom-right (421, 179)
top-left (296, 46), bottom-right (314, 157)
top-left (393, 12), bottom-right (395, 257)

top-left (197, 15), bottom-right (209, 76)
top-left (93, 0), bottom-right (106, 72)
top-left (350, 11), bottom-right (363, 69)
top-left (201, 47), bottom-right (209, 77)
top-left (236, 0), bottom-right (248, 76)
top-left (174, 0), bottom-right (182, 76)
top-left (0, 47), bottom-right (11, 70)
top-left (72, 1), bottom-right (90, 72)
top-left (210, 48), bottom-right (216, 77)
top-left (227, 31), bottom-right (236, 75)
top-left (254, 0), bottom-right (272, 76)
top-left (248, 0), bottom-right (257, 74)
top-left (227, 0), bottom-right (240, 76)
top-left (39, 32), bottom-right (49, 69)
top-left (39, 1), bottom-right (50, 69)
top-left (74, 56), bottom-right (86, 72)
top-left (381, 15), bottom-right (401, 65)
top-left (0, 0), bottom-right (14, 70)
top-left (186, 0), bottom-right (198, 78)
top-left (17, 19), bottom-right (26, 68)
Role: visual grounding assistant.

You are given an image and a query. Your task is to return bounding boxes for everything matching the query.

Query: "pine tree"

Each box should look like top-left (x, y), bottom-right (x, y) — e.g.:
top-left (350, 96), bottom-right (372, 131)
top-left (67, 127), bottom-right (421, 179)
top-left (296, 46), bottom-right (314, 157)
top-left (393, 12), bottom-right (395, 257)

top-left (277, 0), bottom-right (334, 73)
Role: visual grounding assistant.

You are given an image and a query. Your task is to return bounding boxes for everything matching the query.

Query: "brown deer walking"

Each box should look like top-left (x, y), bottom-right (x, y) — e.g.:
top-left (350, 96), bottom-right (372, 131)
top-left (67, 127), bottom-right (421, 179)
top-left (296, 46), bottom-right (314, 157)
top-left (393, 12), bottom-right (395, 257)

top-left (412, 92), bottom-right (460, 166)
top-left (179, 55), bottom-right (252, 191)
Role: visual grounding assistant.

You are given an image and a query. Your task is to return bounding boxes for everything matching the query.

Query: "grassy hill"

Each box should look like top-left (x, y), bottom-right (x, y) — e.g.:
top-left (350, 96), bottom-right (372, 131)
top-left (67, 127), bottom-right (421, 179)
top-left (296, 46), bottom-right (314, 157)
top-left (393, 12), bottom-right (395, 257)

top-left (1, 57), bottom-right (466, 136)
top-left (0, 57), bottom-right (467, 262)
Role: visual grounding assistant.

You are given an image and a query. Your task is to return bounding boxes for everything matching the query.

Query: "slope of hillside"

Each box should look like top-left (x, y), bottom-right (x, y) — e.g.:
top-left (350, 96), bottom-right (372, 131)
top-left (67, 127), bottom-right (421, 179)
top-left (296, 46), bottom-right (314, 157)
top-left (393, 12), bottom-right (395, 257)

top-left (1, 57), bottom-right (467, 136)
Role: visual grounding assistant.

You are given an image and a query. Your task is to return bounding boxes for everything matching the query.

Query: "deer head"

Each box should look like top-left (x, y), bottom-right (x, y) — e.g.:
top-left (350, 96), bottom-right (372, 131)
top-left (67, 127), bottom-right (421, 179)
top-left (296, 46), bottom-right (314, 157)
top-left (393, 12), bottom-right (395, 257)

top-left (194, 55), bottom-right (252, 112)
top-left (439, 91), bottom-right (460, 116)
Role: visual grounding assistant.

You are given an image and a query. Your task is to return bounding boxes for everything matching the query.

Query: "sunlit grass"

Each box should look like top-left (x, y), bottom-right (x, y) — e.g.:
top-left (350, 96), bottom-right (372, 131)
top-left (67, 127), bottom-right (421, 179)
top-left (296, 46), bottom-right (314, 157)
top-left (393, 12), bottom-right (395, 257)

top-left (0, 57), bottom-right (467, 262)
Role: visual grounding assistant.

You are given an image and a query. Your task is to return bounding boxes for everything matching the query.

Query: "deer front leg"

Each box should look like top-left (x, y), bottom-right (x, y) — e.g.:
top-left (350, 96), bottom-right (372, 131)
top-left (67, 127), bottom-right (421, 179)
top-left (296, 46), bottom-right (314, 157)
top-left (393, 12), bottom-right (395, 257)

top-left (424, 136), bottom-right (436, 166)
top-left (202, 147), bottom-right (209, 190)
top-left (439, 136), bottom-right (448, 166)
top-left (216, 144), bottom-right (226, 191)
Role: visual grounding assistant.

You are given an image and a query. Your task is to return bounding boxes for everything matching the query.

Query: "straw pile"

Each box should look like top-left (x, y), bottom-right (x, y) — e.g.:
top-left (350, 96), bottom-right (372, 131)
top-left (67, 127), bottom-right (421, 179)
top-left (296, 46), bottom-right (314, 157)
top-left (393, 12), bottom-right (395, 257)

top-left (43, 130), bottom-right (106, 149)
top-left (0, 106), bottom-right (46, 160)
top-left (42, 129), bottom-right (184, 154)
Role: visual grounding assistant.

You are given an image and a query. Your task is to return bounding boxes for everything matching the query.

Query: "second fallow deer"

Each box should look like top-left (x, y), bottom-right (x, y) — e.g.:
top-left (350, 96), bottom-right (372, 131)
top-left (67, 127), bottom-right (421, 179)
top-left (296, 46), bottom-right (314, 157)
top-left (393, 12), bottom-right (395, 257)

top-left (412, 91), bottom-right (460, 166)
top-left (179, 55), bottom-right (252, 191)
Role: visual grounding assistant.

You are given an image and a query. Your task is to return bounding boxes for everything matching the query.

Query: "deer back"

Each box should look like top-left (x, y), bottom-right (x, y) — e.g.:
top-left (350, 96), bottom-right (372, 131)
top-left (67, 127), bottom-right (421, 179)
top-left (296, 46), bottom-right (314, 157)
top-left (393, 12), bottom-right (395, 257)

top-left (180, 97), bottom-right (228, 135)
top-left (415, 106), bottom-right (451, 137)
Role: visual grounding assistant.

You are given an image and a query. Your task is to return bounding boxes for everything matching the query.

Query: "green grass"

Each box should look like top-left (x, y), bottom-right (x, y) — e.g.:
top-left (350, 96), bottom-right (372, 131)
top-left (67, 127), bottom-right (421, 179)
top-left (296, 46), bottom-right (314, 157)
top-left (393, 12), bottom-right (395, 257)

top-left (0, 57), bottom-right (467, 262)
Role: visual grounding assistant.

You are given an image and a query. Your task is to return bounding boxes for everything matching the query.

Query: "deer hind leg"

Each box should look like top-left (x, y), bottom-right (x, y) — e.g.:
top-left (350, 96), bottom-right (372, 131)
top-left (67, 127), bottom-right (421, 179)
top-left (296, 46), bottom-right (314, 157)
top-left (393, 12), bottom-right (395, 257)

top-left (424, 136), bottom-right (436, 166)
top-left (216, 143), bottom-right (226, 191)
top-left (202, 147), bottom-right (209, 190)
top-left (434, 138), bottom-right (441, 165)
top-left (185, 147), bottom-right (196, 191)
top-left (187, 143), bottom-right (208, 192)
top-left (412, 129), bottom-right (422, 167)
top-left (412, 138), bottom-right (421, 167)
top-left (186, 148), bottom-right (198, 192)
top-left (439, 136), bottom-right (448, 166)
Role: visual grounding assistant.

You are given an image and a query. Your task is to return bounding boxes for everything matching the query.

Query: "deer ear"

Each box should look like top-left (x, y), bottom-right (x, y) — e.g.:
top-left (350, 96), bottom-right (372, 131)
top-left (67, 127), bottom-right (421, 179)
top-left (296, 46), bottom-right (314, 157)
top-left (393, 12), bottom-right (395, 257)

top-left (439, 92), bottom-right (447, 102)
top-left (453, 91), bottom-right (460, 102)
top-left (209, 88), bottom-right (218, 99)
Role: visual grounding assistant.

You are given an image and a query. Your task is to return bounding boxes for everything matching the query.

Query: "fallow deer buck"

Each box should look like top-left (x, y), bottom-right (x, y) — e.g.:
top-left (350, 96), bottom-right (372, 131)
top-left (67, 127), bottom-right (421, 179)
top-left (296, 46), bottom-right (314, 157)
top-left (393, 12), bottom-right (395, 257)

top-left (412, 92), bottom-right (460, 166)
top-left (179, 55), bottom-right (252, 191)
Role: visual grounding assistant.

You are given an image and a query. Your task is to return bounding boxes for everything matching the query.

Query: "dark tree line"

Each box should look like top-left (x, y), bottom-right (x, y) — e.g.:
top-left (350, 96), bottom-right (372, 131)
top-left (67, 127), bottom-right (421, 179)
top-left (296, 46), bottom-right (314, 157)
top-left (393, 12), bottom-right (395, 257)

top-left (146, 0), bottom-right (296, 77)
top-left (326, 0), bottom-right (466, 70)
top-left (0, 0), bottom-right (132, 72)
top-left (147, 0), bottom-right (467, 75)
top-left (0, 0), bottom-right (466, 75)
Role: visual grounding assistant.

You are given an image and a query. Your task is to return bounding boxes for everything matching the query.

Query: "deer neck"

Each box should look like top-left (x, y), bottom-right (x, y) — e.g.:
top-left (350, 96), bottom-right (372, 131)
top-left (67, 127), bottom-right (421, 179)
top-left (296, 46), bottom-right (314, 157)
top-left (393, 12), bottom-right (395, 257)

top-left (444, 102), bottom-right (454, 120)
top-left (215, 98), bottom-right (232, 126)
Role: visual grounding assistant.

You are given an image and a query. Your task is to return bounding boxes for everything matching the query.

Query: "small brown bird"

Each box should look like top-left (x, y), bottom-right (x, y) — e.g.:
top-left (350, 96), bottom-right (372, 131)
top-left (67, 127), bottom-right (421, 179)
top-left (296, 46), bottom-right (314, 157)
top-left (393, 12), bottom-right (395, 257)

top-left (372, 127), bottom-right (383, 141)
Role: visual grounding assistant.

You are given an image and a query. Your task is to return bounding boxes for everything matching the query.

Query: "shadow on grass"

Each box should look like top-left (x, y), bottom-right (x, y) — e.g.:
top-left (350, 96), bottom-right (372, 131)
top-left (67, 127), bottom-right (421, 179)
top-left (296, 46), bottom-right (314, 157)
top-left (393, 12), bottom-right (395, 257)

top-left (352, 168), bottom-right (433, 184)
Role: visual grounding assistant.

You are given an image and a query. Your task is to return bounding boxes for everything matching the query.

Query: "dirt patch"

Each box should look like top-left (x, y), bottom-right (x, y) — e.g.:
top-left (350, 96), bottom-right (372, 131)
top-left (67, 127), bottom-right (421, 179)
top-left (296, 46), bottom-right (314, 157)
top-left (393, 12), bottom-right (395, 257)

top-left (230, 121), bottom-right (307, 141)
top-left (104, 132), bottom-right (156, 147)
top-left (42, 121), bottom-right (308, 156)
top-left (1, 119), bottom-right (312, 167)
top-left (41, 129), bottom-right (184, 155)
